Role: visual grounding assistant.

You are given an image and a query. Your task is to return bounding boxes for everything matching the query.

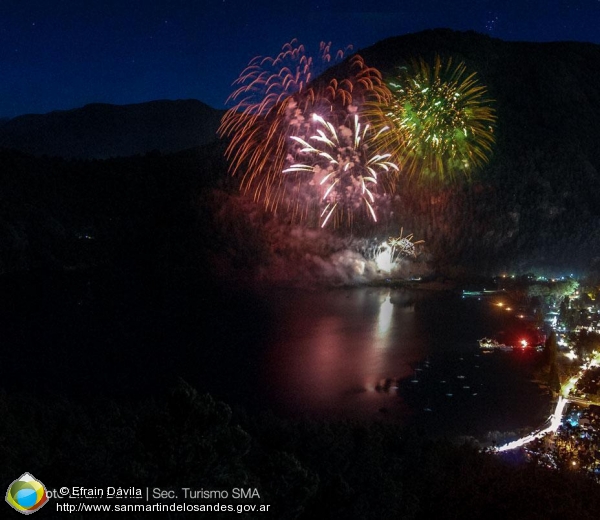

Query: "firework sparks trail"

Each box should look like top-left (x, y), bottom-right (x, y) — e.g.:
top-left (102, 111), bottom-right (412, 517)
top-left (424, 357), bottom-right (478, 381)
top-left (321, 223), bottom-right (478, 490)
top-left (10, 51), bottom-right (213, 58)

top-left (388, 229), bottom-right (425, 258)
top-left (374, 229), bottom-right (424, 272)
top-left (366, 55), bottom-right (496, 182)
top-left (283, 113), bottom-right (399, 228)
top-left (219, 40), bottom-right (394, 226)
top-left (219, 40), bottom-right (342, 212)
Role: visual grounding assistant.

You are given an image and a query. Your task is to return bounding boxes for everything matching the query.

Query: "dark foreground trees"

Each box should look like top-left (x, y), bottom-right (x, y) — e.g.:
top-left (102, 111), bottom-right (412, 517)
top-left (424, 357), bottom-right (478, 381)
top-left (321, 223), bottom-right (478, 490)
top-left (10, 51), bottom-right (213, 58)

top-left (2, 381), bottom-right (600, 519)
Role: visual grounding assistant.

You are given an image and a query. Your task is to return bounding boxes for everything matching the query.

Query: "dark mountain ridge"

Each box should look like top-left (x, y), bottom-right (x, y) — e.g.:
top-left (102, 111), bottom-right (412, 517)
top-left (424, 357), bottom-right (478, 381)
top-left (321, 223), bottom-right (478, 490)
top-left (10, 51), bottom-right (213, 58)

top-left (354, 29), bottom-right (600, 275)
top-left (0, 99), bottom-right (223, 159)
top-left (1, 29), bottom-right (600, 277)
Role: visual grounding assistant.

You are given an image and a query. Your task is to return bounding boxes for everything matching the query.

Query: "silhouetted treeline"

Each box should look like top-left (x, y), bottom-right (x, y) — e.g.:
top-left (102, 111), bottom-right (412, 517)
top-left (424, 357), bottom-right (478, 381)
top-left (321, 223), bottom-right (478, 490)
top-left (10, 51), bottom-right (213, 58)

top-left (0, 144), bottom-right (239, 277)
top-left (2, 381), bottom-right (600, 519)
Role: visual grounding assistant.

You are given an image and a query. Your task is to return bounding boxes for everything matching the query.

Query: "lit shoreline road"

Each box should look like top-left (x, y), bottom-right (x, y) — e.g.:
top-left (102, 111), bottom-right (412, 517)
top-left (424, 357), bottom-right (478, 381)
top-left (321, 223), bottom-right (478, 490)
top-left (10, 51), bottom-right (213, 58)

top-left (495, 352), bottom-right (599, 453)
top-left (495, 396), bottom-right (567, 452)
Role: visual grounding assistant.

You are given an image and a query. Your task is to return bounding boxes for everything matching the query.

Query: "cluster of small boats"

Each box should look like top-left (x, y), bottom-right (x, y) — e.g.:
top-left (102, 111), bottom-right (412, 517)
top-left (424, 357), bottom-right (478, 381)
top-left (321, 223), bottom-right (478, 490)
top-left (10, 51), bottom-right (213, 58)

top-left (478, 337), bottom-right (513, 351)
top-left (479, 337), bottom-right (543, 351)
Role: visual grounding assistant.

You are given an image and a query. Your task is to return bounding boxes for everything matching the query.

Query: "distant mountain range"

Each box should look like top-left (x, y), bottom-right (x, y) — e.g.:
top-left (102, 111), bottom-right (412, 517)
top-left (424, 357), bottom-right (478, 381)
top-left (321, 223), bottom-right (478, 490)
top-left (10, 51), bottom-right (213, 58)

top-left (1, 29), bottom-right (600, 276)
top-left (0, 99), bottom-right (223, 159)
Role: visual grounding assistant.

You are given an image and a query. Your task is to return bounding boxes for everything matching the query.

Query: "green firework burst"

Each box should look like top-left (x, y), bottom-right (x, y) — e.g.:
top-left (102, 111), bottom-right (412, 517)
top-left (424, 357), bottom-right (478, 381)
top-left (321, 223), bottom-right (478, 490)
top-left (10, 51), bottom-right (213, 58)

top-left (369, 55), bottom-right (496, 182)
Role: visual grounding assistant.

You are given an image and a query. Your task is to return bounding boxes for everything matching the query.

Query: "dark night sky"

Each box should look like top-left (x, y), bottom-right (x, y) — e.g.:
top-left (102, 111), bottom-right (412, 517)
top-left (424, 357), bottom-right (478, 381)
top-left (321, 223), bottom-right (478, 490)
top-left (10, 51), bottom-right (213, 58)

top-left (1, 0), bottom-right (599, 118)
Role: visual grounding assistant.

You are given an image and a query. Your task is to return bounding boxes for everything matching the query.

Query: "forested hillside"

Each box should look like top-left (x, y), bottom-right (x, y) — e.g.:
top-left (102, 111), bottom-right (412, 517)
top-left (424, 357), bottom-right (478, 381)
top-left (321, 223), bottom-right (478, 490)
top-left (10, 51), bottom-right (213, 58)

top-left (357, 29), bottom-right (600, 274)
top-left (1, 30), bottom-right (600, 278)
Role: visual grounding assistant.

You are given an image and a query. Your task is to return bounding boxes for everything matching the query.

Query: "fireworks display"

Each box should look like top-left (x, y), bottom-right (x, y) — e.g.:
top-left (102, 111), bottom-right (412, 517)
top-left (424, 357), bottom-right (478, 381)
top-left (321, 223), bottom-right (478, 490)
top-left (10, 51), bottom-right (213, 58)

top-left (283, 113), bottom-right (398, 228)
top-left (367, 55), bottom-right (496, 182)
top-left (218, 40), bottom-right (351, 210)
top-left (374, 229), bottom-right (425, 272)
top-left (219, 42), bottom-right (495, 268)
top-left (218, 40), bottom-right (394, 227)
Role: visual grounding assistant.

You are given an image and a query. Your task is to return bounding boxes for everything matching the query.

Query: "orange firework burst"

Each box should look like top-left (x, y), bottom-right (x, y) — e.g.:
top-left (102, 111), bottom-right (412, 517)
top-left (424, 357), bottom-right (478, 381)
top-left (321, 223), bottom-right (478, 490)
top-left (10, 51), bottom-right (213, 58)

top-left (218, 40), bottom-right (392, 226)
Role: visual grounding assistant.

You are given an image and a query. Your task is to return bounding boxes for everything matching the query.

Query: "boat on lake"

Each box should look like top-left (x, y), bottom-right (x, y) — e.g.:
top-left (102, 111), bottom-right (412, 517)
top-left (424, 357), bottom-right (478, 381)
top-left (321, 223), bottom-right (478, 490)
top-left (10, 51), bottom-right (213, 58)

top-left (478, 337), bottom-right (512, 351)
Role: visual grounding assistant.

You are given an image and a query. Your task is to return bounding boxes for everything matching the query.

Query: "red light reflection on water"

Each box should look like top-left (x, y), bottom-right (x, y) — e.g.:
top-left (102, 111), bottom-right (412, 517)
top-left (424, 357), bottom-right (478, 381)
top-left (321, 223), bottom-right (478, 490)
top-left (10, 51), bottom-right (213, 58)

top-left (263, 289), bottom-right (426, 419)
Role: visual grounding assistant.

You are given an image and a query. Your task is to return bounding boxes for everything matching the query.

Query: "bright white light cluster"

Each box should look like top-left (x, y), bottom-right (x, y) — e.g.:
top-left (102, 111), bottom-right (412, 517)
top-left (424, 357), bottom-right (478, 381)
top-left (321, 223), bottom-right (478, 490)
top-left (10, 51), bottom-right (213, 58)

top-left (373, 230), bottom-right (423, 273)
top-left (496, 352), bottom-right (600, 453)
top-left (496, 397), bottom-right (567, 452)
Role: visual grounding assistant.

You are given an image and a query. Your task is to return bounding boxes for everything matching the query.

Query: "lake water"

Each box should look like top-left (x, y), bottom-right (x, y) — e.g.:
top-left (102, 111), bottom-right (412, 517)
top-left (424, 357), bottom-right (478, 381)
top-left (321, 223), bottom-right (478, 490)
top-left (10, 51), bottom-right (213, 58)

top-left (258, 287), bottom-right (551, 437)
top-left (0, 272), bottom-right (551, 439)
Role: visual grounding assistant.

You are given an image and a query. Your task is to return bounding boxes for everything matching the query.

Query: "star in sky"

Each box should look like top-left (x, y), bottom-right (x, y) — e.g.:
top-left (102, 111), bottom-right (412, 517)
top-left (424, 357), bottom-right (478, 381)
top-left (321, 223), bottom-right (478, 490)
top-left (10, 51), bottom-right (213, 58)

top-left (485, 13), bottom-right (499, 32)
top-left (0, 0), bottom-right (599, 118)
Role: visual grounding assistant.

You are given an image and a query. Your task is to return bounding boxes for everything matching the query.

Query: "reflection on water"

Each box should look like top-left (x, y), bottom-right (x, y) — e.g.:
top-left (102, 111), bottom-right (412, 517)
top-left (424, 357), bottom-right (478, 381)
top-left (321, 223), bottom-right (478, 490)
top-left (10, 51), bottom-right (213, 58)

top-left (261, 287), bottom-right (551, 436)
top-left (376, 293), bottom-right (394, 338)
top-left (1, 272), bottom-right (550, 439)
top-left (265, 288), bottom-right (431, 419)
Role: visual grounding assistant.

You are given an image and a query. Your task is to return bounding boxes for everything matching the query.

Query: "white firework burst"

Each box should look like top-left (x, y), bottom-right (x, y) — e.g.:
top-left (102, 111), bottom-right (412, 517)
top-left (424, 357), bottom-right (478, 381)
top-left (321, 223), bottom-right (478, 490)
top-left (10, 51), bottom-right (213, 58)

top-left (374, 229), bottom-right (424, 272)
top-left (283, 113), bottom-right (398, 228)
